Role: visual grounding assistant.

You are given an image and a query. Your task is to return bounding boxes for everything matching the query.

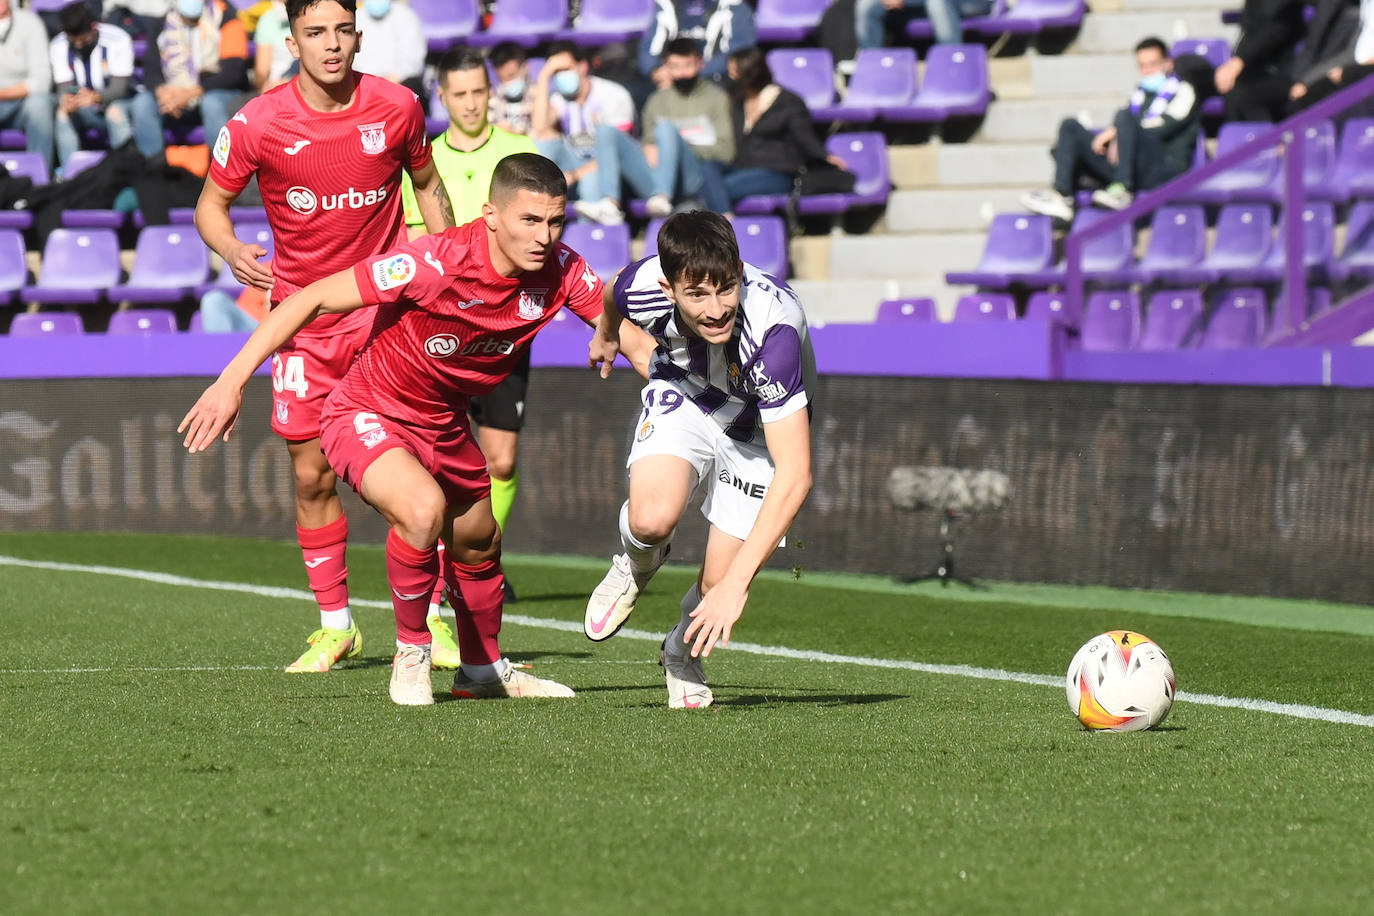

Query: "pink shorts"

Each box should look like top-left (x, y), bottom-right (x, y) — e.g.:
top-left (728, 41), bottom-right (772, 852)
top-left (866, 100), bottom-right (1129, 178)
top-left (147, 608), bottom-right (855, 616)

top-left (269, 324), bottom-right (372, 441)
top-left (319, 392), bottom-right (492, 508)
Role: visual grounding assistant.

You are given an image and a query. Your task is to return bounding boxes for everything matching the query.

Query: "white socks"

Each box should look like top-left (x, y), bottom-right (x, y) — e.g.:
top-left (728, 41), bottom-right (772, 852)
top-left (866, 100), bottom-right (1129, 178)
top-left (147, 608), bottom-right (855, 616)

top-left (619, 501), bottom-right (669, 585)
top-left (321, 607), bottom-right (352, 630)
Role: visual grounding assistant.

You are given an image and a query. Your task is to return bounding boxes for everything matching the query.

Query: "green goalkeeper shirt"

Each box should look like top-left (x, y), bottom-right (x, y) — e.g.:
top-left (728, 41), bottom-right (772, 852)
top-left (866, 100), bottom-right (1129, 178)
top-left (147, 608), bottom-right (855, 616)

top-left (401, 125), bottom-right (537, 227)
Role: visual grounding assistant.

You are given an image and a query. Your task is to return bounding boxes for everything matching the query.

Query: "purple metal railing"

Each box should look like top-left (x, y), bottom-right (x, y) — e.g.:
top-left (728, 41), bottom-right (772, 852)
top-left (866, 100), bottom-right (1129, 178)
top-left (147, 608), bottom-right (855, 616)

top-left (1063, 72), bottom-right (1374, 342)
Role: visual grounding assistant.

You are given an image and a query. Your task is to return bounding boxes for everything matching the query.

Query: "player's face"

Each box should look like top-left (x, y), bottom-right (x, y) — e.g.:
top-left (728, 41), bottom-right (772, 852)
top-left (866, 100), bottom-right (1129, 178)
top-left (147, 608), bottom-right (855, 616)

top-left (660, 270), bottom-right (743, 344)
top-left (440, 67), bottom-right (491, 137)
top-left (285, 1), bottom-right (360, 89)
top-left (484, 190), bottom-right (567, 275)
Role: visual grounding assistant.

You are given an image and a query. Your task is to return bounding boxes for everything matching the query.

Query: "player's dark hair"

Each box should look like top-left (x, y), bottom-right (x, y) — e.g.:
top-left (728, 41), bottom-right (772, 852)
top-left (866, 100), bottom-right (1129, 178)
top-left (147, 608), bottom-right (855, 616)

top-left (436, 47), bottom-right (489, 85)
top-left (543, 40), bottom-right (585, 63)
top-left (490, 41), bottom-right (528, 69)
top-left (58, 1), bottom-right (95, 37)
top-left (490, 153), bottom-right (568, 202)
top-left (657, 211), bottom-right (742, 290)
top-left (729, 46), bottom-right (772, 103)
top-left (662, 37), bottom-right (702, 61)
top-left (1135, 36), bottom-right (1169, 57)
top-left (286, 0), bottom-right (357, 25)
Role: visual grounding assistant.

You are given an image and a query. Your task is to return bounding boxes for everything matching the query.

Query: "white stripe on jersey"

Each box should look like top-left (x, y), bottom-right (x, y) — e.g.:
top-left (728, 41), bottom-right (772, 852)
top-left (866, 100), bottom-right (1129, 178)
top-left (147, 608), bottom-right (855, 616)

top-left (613, 256), bottom-right (817, 446)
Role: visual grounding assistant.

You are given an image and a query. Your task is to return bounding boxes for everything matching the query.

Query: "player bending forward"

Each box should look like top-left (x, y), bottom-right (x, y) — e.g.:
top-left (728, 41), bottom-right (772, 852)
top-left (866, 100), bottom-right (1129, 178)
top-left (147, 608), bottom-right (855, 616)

top-left (182, 154), bottom-right (608, 706)
top-left (585, 211), bottom-right (816, 709)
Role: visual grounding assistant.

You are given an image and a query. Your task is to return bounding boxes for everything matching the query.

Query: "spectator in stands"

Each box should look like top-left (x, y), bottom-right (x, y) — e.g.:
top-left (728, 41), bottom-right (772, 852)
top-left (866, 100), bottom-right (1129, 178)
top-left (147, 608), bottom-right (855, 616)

top-left (577, 37), bottom-right (732, 224)
top-left (698, 45), bottom-right (850, 214)
top-left (199, 284), bottom-right (267, 332)
top-left (251, 1), bottom-right (294, 93)
top-left (1289, 0), bottom-right (1374, 113)
top-left (639, 0), bottom-right (756, 87)
top-left (105, 1), bottom-right (174, 42)
top-left (531, 41), bottom-right (636, 211)
top-left (0, 0), bottom-right (56, 173)
top-left (854, 0), bottom-right (994, 54)
top-left (352, 0), bottom-right (426, 99)
top-left (130, 0), bottom-right (250, 157)
top-left (51, 2), bottom-right (137, 169)
top-left (488, 41), bottom-right (533, 136)
top-left (1022, 37), bottom-right (1199, 220)
top-left (1215, 0), bottom-right (1306, 122)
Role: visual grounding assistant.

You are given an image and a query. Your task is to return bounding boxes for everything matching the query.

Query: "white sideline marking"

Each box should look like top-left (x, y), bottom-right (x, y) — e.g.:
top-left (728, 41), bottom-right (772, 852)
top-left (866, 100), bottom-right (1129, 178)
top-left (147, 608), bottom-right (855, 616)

top-left (3, 555), bottom-right (1373, 729)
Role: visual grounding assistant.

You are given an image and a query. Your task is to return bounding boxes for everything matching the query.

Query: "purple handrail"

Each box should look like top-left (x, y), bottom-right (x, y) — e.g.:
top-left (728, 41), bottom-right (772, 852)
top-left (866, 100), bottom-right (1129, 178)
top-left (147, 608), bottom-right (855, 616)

top-left (1063, 72), bottom-right (1374, 337)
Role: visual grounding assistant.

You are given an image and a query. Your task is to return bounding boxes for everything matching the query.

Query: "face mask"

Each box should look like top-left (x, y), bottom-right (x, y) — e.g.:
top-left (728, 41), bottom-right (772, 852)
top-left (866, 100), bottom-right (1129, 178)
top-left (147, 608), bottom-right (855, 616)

top-left (1139, 72), bottom-right (1167, 93)
top-left (500, 78), bottom-right (527, 102)
top-left (672, 75), bottom-right (700, 95)
top-left (364, 0), bottom-right (391, 18)
top-left (176, 0), bottom-right (204, 18)
top-left (553, 70), bottom-right (581, 99)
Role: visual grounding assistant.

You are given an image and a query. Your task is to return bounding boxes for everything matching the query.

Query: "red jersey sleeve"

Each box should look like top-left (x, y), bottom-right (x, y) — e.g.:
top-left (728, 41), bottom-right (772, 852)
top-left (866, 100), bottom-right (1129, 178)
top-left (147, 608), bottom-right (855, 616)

top-left (353, 234), bottom-right (454, 308)
top-left (558, 245), bottom-right (605, 322)
top-left (208, 103), bottom-right (259, 194)
top-left (400, 92), bottom-right (433, 174)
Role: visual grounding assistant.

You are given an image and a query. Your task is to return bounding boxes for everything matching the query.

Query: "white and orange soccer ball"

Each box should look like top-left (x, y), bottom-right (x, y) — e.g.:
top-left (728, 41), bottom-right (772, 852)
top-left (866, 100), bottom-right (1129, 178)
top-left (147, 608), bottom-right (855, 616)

top-left (1065, 630), bottom-right (1176, 732)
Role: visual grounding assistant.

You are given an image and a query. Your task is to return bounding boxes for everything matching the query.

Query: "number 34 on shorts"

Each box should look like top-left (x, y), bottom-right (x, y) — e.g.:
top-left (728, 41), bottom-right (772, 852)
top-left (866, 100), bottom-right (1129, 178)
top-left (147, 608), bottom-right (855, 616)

top-left (272, 354), bottom-right (310, 398)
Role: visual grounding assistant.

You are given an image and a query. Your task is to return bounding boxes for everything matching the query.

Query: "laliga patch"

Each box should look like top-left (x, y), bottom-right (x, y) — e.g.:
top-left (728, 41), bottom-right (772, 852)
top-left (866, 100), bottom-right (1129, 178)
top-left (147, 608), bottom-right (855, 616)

top-left (636, 419), bottom-right (654, 442)
top-left (213, 126), bottom-right (231, 168)
top-left (374, 254), bottom-right (415, 291)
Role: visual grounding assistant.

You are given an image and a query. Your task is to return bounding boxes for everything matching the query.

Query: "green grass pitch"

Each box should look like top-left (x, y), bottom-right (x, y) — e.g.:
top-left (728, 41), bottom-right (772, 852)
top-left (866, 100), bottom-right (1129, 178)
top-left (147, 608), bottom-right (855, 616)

top-left (2, 532), bottom-right (1373, 914)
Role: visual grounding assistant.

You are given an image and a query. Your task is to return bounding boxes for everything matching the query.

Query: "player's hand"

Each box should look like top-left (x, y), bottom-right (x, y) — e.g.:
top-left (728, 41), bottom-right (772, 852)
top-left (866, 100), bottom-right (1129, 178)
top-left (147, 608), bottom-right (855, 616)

top-left (178, 379), bottom-right (244, 453)
top-left (227, 241), bottom-right (274, 290)
top-left (683, 580), bottom-right (749, 658)
top-left (588, 333), bottom-right (621, 379)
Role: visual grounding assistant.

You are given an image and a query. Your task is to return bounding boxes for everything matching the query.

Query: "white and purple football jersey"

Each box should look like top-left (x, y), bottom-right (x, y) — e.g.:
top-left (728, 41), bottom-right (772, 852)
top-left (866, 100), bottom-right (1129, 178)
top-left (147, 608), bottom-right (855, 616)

top-left (613, 256), bottom-right (817, 446)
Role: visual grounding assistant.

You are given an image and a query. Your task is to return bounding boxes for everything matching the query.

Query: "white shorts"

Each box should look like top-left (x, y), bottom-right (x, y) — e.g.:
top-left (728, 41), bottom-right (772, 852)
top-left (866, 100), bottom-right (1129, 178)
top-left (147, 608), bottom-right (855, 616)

top-left (626, 379), bottom-right (777, 542)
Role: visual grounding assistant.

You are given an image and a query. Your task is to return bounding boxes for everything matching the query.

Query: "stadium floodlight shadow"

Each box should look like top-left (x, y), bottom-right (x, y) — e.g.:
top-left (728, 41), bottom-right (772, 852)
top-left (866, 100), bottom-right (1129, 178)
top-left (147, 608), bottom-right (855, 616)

top-left (886, 466), bottom-right (1011, 589)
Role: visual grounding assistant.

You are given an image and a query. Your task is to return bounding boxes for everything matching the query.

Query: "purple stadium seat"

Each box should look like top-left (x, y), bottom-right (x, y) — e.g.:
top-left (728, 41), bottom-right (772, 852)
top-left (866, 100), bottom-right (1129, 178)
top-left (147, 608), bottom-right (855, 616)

top-left (188, 310), bottom-right (205, 333)
top-left (111, 226), bottom-right (211, 303)
top-left (8, 312), bottom-right (85, 337)
top-left (1024, 291), bottom-right (1078, 326)
top-left (1333, 200), bottom-right (1374, 282)
top-left (562, 222), bottom-right (630, 283)
top-left (0, 228), bottom-right (25, 304)
top-left (907, 0), bottom-right (1008, 38)
top-left (1201, 289), bottom-right (1267, 349)
top-left (641, 217), bottom-right (666, 257)
top-left (467, 0), bottom-right (567, 48)
top-left (0, 129), bottom-right (25, 150)
top-left (63, 149), bottom-right (106, 179)
top-left (735, 216), bottom-right (789, 278)
top-left (22, 228), bottom-right (120, 304)
top-left (1322, 118), bottom-right (1374, 202)
top-left (796, 132), bottom-right (890, 215)
top-left (409, 0), bottom-right (480, 52)
top-left (1080, 291), bottom-right (1141, 351)
top-left (1226, 202), bottom-right (1335, 285)
top-left (953, 293), bottom-right (1017, 321)
top-left (900, 45), bottom-right (989, 121)
top-left (996, 0), bottom-right (1086, 33)
top-left (1171, 38), bottom-right (1231, 69)
top-left (1016, 208), bottom-right (1134, 288)
top-left (197, 222), bottom-right (273, 298)
top-left (1181, 122), bottom-right (1281, 204)
top-left (876, 298), bottom-right (937, 322)
top-left (946, 213), bottom-right (1054, 288)
top-left (1139, 290), bottom-right (1203, 351)
top-left (836, 48), bottom-right (916, 123)
top-left (755, 0), bottom-right (829, 42)
top-left (1157, 203), bottom-right (1273, 286)
top-left (2, 152), bottom-right (49, 187)
top-left (107, 308), bottom-right (179, 335)
top-left (1099, 205), bottom-right (1206, 285)
top-left (556, 0), bottom-right (653, 44)
top-left (767, 49), bottom-right (838, 116)
top-left (1267, 120), bottom-right (1338, 201)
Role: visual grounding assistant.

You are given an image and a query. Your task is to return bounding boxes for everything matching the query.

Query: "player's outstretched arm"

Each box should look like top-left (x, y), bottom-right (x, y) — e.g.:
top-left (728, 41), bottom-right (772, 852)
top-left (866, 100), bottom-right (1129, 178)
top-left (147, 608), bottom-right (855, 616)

top-left (178, 269), bottom-right (368, 453)
top-left (195, 176), bottom-right (274, 291)
top-left (407, 160), bottom-right (456, 235)
top-left (683, 410), bottom-right (813, 658)
top-left (589, 277), bottom-right (624, 378)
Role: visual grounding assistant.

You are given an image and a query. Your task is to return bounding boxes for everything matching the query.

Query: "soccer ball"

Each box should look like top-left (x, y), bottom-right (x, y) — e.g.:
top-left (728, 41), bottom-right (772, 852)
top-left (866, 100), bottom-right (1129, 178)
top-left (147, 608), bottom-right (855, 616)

top-left (1065, 630), bottom-right (1175, 732)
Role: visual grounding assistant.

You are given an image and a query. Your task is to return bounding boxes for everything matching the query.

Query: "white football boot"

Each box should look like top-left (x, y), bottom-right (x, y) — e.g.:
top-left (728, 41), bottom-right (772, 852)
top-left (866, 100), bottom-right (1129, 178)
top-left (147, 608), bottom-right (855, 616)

top-left (389, 643), bottom-right (435, 706)
top-left (661, 624), bottom-right (713, 709)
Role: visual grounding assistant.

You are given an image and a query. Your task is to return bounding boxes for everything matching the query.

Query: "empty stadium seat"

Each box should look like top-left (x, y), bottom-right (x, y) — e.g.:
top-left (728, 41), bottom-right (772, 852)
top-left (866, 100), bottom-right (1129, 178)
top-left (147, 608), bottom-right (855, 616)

top-left (555, 0), bottom-right (653, 44)
top-left (1024, 291), bottom-right (1077, 327)
top-left (902, 44), bottom-right (989, 121)
top-left (1323, 118), bottom-right (1374, 202)
top-left (1333, 200), bottom-right (1374, 282)
top-left (1014, 208), bottom-right (1134, 288)
top-left (834, 48), bottom-right (918, 123)
top-left (198, 222), bottom-right (273, 296)
top-left (467, 0), bottom-right (567, 47)
top-left (0, 228), bottom-right (25, 305)
top-left (562, 222), bottom-right (630, 282)
top-left (1139, 290), bottom-right (1204, 350)
top-left (1227, 203), bottom-right (1335, 285)
top-left (1156, 203), bottom-right (1273, 286)
top-left (953, 293), bottom-right (1016, 321)
top-left (1201, 289), bottom-right (1267, 348)
top-left (410, 0), bottom-right (480, 52)
top-left (22, 228), bottom-right (121, 305)
top-left (876, 298), bottom-right (937, 322)
top-left (735, 216), bottom-right (789, 278)
top-left (2, 152), bottom-right (48, 186)
top-left (755, 0), bottom-right (829, 42)
top-left (767, 48), bottom-right (838, 116)
top-left (1170, 38), bottom-right (1232, 69)
top-left (1182, 122), bottom-right (1281, 204)
top-left (111, 226), bottom-right (212, 303)
top-left (1080, 290), bottom-right (1141, 351)
top-left (107, 308), bottom-right (179, 335)
top-left (9, 312), bottom-right (84, 336)
top-left (945, 213), bottom-right (1054, 288)
top-left (1098, 205), bottom-right (1206, 286)
top-left (0, 129), bottom-right (25, 150)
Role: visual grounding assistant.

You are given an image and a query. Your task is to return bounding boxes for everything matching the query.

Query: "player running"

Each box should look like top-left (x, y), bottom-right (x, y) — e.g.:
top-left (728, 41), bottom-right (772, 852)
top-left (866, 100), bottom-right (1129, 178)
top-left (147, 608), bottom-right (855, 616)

top-left (584, 211), bottom-right (816, 709)
top-left (182, 154), bottom-right (607, 706)
top-left (194, 0), bottom-right (457, 674)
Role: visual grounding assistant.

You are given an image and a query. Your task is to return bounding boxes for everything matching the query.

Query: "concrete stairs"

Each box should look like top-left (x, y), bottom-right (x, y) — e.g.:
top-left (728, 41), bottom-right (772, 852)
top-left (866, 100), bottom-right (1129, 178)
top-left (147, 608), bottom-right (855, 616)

top-left (790, 0), bottom-right (1239, 324)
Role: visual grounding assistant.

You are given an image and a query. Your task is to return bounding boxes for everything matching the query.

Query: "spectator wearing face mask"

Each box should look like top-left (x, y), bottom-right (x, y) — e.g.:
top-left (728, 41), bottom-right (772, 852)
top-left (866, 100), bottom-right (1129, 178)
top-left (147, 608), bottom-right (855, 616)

top-left (530, 40), bottom-right (636, 210)
top-left (488, 40), bottom-right (533, 136)
top-left (351, 0), bottom-right (427, 99)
